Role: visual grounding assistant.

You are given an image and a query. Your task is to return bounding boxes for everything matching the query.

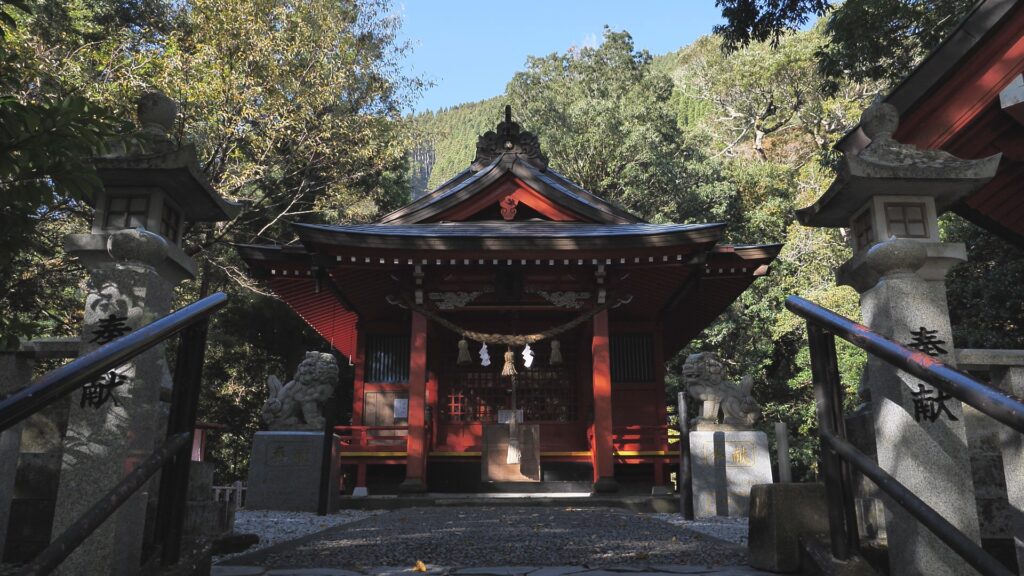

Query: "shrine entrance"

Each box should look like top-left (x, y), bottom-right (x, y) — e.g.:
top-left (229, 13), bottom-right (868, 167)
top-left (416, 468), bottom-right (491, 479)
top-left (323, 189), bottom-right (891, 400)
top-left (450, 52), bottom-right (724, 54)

top-left (237, 107), bottom-right (780, 495)
top-left (436, 322), bottom-right (586, 483)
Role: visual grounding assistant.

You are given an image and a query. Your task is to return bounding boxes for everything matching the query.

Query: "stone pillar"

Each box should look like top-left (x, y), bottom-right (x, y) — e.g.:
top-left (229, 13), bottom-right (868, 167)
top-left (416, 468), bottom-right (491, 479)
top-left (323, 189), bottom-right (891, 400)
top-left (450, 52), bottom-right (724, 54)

top-left (1, 339), bottom-right (78, 564)
top-left (858, 238), bottom-right (981, 576)
top-left (0, 352), bottom-right (35, 561)
top-left (993, 366), bottom-right (1024, 571)
top-left (51, 229), bottom-right (180, 576)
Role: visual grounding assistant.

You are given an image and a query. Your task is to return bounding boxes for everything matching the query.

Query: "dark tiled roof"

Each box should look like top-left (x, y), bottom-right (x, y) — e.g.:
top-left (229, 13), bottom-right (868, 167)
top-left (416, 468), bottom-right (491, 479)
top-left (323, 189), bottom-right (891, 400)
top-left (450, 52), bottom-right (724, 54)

top-left (294, 221), bottom-right (724, 251)
top-left (301, 221), bottom-right (717, 237)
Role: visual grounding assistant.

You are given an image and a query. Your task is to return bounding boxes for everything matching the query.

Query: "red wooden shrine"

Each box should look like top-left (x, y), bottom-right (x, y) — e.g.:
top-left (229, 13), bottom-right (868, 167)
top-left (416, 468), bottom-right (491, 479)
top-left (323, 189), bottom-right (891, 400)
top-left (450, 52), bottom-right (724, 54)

top-left (238, 109), bottom-right (780, 493)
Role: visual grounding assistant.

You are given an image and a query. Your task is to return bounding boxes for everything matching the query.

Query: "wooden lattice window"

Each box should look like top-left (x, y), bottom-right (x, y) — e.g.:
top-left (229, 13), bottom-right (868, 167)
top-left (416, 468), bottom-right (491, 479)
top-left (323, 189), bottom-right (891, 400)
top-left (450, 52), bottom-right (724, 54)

top-left (104, 195), bottom-right (149, 230)
top-left (851, 208), bottom-right (874, 249)
top-left (884, 202), bottom-right (928, 238)
top-left (365, 334), bottom-right (409, 383)
top-left (442, 339), bottom-right (576, 423)
top-left (610, 334), bottom-right (654, 383)
top-left (160, 202), bottom-right (181, 242)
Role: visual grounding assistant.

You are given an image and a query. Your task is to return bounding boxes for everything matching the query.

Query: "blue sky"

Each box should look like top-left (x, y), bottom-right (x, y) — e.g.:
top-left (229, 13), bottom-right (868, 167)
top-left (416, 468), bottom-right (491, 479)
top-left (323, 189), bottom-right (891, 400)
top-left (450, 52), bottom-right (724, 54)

top-left (396, 1), bottom-right (725, 113)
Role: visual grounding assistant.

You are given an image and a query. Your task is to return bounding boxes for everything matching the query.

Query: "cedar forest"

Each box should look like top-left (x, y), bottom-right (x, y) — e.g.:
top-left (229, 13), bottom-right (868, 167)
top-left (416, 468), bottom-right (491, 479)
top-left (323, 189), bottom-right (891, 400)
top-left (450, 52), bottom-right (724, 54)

top-left (2, 0), bottom-right (1022, 483)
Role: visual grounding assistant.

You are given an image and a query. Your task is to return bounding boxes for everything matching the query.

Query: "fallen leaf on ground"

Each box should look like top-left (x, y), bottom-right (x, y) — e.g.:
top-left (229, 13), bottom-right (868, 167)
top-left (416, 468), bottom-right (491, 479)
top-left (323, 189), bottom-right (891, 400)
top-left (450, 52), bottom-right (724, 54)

top-left (413, 560), bottom-right (428, 572)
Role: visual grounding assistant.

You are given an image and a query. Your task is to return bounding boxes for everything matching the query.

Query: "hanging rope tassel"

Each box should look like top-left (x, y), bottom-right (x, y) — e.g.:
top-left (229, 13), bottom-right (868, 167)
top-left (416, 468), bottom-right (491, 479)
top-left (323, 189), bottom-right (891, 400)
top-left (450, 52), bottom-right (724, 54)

top-left (457, 337), bottom-right (472, 365)
top-left (549, 339), bottom-right (562, 365)
top-left (501, 348), bottom-right (517, 377)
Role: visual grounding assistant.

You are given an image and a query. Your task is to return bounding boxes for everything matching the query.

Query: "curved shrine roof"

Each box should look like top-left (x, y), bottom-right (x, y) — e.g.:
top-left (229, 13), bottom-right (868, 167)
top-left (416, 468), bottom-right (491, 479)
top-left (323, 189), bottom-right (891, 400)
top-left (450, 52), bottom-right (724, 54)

top-left (235, 106), bottom-right (781, 357)
top-left (293, 221), bottom-right (724, 252)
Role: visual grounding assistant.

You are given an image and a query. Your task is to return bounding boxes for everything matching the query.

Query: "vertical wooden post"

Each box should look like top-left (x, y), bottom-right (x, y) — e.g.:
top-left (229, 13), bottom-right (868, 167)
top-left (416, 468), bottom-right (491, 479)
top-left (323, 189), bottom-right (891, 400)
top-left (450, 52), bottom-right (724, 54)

top-left (400, 312), bottom-right (428, 493)
top-left (427, 371), bottom-right (438, 453)
top-left (591, 310), bottom-right (617, 492)
top-left (353, 330), bottom-right (366, 425)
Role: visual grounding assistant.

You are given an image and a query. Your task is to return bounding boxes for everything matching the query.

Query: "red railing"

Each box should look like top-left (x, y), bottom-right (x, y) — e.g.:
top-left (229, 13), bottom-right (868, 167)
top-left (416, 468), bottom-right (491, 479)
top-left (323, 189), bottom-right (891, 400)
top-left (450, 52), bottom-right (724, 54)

top-left (612, 425), bottom-right (672, 453)
top-left (334, 425), bottom-right (410, 452)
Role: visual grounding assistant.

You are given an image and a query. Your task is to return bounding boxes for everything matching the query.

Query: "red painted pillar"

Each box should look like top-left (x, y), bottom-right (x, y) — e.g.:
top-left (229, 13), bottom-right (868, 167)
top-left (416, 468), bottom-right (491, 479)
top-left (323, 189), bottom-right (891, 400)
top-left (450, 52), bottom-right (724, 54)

top-left (427, 371), bottom-right (438, 452)
top-left (400, 312), bottom-right (428, 493)
top-left (352, 330), bottom-right (366, 425)
top-left (591, 310), bottom-right (618, 492)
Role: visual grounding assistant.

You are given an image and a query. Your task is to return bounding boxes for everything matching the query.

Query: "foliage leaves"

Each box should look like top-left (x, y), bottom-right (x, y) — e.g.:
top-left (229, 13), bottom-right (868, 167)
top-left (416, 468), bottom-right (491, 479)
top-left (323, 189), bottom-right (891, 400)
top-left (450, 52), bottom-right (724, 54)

top-left (2, 0), bottom-right (418, 482)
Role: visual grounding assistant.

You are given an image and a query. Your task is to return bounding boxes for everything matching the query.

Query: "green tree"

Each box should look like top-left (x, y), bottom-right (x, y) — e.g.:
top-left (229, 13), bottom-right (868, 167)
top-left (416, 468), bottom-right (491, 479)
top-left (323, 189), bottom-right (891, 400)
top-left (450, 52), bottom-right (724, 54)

top-left (714, 0), bottom-right (829, 49)
top-left (715, 0), bottom-right (975, 90)
top-left (0, 0), bottom-right (133, 348)
top-left (3, 0), bottom-right (420, 482)
top-left (506, 28), bottom-right (694, 221)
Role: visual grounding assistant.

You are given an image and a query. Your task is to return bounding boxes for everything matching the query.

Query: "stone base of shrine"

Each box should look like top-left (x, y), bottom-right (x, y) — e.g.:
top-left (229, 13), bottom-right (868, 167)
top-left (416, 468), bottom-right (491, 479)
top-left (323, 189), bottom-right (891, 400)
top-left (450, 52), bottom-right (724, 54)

top-left (246, 431), bottom-right (339, 512)
top-left (690, 430), bottom-right (772, 517)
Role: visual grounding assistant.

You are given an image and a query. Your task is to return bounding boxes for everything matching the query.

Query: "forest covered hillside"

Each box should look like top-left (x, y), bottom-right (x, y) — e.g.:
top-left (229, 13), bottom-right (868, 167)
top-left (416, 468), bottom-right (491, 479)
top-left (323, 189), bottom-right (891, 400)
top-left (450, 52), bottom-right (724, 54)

top-left (405, 23), bottom-right (1024, 477)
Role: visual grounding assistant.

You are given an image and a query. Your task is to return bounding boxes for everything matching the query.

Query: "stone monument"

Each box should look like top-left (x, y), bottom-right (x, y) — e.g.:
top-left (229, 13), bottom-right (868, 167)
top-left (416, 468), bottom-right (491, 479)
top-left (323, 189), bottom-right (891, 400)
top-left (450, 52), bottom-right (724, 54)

top-left (246, 352), bottom-right (341, 512)
top-left (684, 352), bottom-right (772, 517)
top-left (796, 101), bottom-right (998, 575)
top-left (49, 91), bottom-right (237, 576)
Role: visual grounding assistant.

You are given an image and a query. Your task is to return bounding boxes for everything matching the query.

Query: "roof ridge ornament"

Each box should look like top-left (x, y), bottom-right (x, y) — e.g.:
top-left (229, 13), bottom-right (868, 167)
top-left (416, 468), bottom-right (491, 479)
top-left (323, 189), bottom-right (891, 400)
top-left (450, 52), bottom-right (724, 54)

top-left (471, 105), bottom-right (549, 172)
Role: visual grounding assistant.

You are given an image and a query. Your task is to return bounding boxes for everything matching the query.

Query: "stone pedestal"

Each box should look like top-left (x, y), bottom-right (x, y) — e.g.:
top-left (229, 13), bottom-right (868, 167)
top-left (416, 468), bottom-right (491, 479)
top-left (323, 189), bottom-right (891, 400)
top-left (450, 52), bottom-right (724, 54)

top-left (690, 430), bottom-right (772, 517)
top-left (246, 431), bottom-right (339, 512)
top-left (51, 231), bottom-right (178, 576)
top-left (184, 462), bottom-right (234, 540)
top-left (858, 239), bottom-right (981, 576)
top-left (748, 483), bottom-right (829, 572)
top-left (481, 424), bottom-right (540, 483)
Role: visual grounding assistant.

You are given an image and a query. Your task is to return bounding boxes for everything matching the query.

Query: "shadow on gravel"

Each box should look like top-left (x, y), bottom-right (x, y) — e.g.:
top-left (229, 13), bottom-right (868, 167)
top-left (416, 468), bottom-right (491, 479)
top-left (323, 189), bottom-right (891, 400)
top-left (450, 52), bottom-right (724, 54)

top-left (219, 507), bottom-right (747, 569)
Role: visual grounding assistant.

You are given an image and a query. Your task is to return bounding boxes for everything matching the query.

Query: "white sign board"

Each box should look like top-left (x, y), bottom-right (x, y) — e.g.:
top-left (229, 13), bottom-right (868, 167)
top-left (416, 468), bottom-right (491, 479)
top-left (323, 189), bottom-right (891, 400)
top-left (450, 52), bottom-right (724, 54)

top-left (393, 398), bottom-right (409, 419)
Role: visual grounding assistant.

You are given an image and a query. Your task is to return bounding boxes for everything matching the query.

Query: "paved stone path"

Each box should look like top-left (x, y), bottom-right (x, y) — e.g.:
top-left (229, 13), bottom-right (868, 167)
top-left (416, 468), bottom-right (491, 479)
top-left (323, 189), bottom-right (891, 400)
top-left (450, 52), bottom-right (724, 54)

top-left (214, 507), bottom-right (772, 576)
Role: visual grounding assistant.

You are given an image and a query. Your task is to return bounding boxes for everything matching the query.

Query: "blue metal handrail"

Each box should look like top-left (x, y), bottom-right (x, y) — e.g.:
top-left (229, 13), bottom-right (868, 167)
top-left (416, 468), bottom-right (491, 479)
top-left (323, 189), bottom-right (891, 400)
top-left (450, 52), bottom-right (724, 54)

top-left (0, 291), bottom-right (227, 574)
top-left (785, 295), bottom-right (1018, 576)
top-left (0, 292), bottom-right (228, 432)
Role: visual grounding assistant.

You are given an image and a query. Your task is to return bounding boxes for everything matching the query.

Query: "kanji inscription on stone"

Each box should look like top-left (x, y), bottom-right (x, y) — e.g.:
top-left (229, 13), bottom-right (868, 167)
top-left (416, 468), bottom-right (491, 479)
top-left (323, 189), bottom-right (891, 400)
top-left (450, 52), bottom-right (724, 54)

top-left (906, 326), bottom-right (947, 357)
top-left (90, 313), bottom-right (131, 345)
top-left (911, 383), bottom-right (958, 422)
top-left (80, 370), bottom-right (128, 409)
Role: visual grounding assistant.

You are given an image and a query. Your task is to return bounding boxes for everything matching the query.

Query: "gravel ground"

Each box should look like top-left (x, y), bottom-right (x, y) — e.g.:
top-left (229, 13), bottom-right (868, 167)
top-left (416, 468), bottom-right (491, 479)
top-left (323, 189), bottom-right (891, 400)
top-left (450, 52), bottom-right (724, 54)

top-left (648, 514), bottom-right (748, 546)
top-left (221, 506), bottom-right (748, 569)
top-left (215, 509), bottom-right (382, 563)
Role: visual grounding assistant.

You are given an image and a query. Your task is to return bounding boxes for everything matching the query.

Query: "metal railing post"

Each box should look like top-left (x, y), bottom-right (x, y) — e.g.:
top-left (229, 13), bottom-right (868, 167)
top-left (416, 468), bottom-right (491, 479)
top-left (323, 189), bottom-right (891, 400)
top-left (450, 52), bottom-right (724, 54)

top-left (807, 323), bottom-right (856, 559)
top-left (156, 319), bottom-right (211, 565)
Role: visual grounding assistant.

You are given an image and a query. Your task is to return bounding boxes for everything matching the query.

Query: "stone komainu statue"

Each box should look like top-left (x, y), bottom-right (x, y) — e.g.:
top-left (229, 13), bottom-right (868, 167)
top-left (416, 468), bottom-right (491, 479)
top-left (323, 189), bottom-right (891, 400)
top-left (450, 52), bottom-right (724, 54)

top-left (261, 351), bottom-right (338, 430)
top-left (682, 352), bottom-right (762, 430)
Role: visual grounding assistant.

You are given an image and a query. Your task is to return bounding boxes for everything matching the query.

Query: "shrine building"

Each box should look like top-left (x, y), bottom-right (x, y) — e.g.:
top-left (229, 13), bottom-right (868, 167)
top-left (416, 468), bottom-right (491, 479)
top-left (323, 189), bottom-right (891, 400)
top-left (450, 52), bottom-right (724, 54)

top-left (237, 108), bottom-right (780, 494)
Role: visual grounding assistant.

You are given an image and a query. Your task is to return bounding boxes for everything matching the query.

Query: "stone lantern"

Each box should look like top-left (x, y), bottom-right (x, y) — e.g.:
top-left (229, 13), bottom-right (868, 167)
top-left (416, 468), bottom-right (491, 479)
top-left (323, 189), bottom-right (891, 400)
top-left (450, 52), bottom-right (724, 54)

top-left (64, 91), bottom-right (238, 283)
top-left (50, 91), bottom-right (237, 576)
top-left (796, 101), bottom-right (1001, 576)
top-left (798, 101), bottom-right (1000, 292)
